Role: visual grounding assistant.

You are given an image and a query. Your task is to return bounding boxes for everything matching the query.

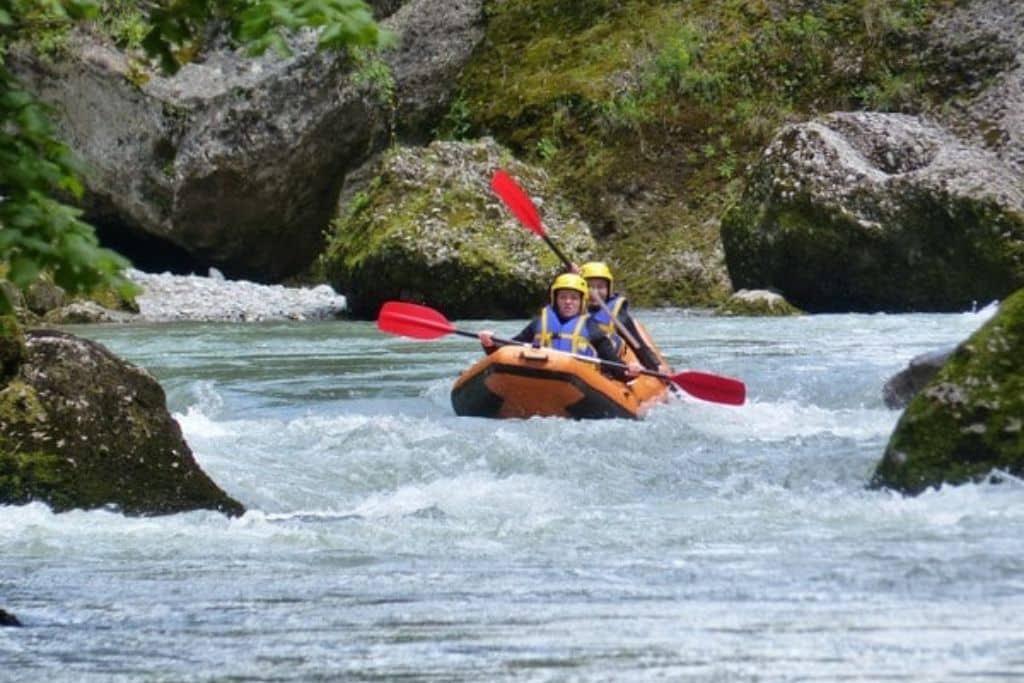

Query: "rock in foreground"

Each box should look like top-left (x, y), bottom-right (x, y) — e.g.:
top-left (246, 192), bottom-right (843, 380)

top-left (0, 330), bottom-right (244, 516)
top-left (872, 288), bottom-right (1024, 494)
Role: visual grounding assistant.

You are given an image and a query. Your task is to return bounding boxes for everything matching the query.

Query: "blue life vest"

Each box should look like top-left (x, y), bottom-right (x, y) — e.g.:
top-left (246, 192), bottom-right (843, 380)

top-left (532, 306), bottom-right (596, 357)
top-left (588, 295), bottom-right (627, 355)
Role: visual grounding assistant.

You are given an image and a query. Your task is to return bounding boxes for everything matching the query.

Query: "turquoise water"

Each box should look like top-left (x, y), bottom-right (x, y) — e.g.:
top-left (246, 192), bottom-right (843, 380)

top-left (3, 308), bottom-right (1023, 681)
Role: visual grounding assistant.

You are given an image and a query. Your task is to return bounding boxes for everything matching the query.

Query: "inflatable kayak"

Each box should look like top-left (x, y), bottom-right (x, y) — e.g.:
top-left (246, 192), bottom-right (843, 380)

top-left (450, 345), bottom-right (671, 420)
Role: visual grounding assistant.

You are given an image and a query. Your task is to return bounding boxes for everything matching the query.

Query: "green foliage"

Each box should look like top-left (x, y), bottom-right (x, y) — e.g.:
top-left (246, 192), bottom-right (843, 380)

top-left (143, 0), bottom-right (393, 74)
top-left (1, 0), bottom-right (390, 315)
top-left (99, 0), bottom-right (149, 50)
top-left (352, 47), bottom-right (396, 107)
top-left (437, 91), bottom-right (473, 140)
top-left (0, 0), bottom-right (99, 29)
top-left (536, 136), bottom-right (559, 161)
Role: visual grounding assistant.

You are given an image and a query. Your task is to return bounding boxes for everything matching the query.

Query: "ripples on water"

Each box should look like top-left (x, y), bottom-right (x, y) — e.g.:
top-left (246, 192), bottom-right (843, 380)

top-left (4, 307), bottom-right (1024, 681)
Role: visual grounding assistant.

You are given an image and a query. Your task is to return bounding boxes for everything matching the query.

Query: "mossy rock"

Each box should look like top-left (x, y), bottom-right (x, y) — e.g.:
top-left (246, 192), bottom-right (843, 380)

top-left (722, 113), bottom-right (1024, 312)
top-left (715, 289), bottom-right (802, 317)
top-left (872, 287), bottom-right (1024, 494)
top-left (0, 330), bottom-right (244, 516)
top-left (322, 138), bottom-right (596, 319)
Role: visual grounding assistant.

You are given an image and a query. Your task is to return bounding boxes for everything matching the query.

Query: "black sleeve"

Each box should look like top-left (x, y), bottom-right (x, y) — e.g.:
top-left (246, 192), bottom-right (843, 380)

top-left (617, 306), bottom-right (661, 370)
top-left (586, 320), bottom-right (628, 380)
top-left (483, 321), bottom-right (533, 355)
top-left (510, 320), bottom-right (535, 344)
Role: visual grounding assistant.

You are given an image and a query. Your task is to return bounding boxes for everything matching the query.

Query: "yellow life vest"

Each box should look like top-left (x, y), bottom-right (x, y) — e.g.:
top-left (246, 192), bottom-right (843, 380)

top-left (534, 306), bottom-right (596, 356)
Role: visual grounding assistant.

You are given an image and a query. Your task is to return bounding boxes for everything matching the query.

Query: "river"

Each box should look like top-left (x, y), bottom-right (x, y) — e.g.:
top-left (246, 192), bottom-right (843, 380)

top-left (3, 308), bottom-right (1023, 681)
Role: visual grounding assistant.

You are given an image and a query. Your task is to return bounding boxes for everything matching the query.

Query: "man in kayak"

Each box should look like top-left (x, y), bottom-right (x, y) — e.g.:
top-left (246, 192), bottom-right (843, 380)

top-left (478, 273), bottom-right (642, 380)
top-left (578, 261), bottom-right (668, 373)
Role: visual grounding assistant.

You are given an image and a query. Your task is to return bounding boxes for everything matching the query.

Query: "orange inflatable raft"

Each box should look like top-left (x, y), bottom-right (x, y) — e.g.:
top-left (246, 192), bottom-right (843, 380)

top-left (450, 345), bottom-right (671, 420)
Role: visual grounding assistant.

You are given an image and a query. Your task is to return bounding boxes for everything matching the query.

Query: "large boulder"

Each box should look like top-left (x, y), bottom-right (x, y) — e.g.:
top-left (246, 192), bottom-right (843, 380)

top-left (928, 0), bottom-right (1024, 175)
top-left (721, 111), bottom-right (1024, 312)
top-left (0, 330), bottom-right (243, 516)
top-left (871, 288), bottom-right (1024, 494)
top-left (11, 0), bottom-right (483, 281)
top-left (322, 138), bottom-right (597, 318)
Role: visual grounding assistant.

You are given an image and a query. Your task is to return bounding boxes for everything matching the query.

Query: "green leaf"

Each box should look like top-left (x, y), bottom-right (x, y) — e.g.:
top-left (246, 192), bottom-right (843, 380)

top-left (8, 256), bottom-right (42, 288)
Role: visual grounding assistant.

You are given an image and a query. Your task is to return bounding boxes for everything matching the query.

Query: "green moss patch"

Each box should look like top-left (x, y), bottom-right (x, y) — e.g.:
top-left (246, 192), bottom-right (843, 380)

top-left (445, 0), bottom-right (956, 305)
top-left (322, 140), bottom-right (596, 318)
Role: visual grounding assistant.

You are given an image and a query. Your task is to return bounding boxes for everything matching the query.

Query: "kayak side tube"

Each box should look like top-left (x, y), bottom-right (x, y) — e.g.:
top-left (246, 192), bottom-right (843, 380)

top-left (450, 346), bottom-right (668, 420)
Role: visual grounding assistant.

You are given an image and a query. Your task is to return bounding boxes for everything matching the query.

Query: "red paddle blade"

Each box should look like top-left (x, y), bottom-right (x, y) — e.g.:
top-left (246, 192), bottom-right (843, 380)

top-left (377, 301), bottom-right (455, 340)
top-left (491, 169), bottom-right (545, 237)
top-left (671, 371), bottom-right (746, 406)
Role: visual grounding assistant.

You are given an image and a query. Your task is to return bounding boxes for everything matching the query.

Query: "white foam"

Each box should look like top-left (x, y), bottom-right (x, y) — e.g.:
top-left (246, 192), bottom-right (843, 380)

top-left (657, 397), bottom-right (896, 442)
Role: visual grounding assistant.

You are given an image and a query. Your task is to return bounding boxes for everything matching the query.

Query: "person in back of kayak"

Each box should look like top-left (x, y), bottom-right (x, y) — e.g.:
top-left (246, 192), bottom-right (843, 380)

top-left (578, 261), bottom-right (667, 373)
top-left (478, 273), bottom-right (641, 380)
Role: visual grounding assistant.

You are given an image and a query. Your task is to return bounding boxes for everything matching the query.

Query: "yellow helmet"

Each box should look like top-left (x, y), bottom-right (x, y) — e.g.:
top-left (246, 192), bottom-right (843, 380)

top-left (549, 273), bottom-right (588, 308)
top-left (580, 261), bottom-right (614, 292)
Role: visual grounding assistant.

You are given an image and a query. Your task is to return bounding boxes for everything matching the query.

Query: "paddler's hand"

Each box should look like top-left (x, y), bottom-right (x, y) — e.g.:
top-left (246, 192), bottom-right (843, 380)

top-left (657, 363), bottom-right (671, 375)
top-left (569, 262), bottom-right (581, 274)
top-left (626, 362), bottom-right (643, 378)
top-left (478, 330), bottom-right (496, 349)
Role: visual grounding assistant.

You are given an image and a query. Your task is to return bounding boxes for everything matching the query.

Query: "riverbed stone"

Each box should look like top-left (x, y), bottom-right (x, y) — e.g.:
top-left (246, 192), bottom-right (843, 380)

top-left (715, 289), bottom-right (802, 317)
top-left (0, 330), bottom-right (244, 516)
top-left (721, 111), bottom-right (1024, 312)
top-left (872, 287), bottom-right (1024, 494)
top-left (882, 346), bottom-right (955, 409)
top-left (0, 608), bottom-right (21, 627)
top-left (321, 138), bottom-right (597, 318)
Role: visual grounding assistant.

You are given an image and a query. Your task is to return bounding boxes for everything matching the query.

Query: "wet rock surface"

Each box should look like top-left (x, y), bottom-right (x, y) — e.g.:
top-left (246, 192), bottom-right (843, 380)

top-left (873, 288), bottom-right (1024, 494)
top-left (0, 330), bottom-right (244, 516)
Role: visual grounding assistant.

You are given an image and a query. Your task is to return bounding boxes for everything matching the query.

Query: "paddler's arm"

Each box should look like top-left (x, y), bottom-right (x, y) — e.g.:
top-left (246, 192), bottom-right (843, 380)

top-left (587, 320), bottom-right (641, 380)
top-left (617, 305), bottom-right (668, 372)
top-left (478, 322), bottom-right (534, 354)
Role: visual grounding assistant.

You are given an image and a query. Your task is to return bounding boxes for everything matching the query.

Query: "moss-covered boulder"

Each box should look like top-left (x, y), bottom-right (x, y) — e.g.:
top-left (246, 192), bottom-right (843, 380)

top-left (321, 138), bottom-right (597, 318)
top-left (872, 288), bottom-right (1024, 494)
top-left (715, 289), bottom-right (802, 317)
top-left (0, 330), bottom-right (244, 516)
top-left (722, 112), bottom-right (1024, 312)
